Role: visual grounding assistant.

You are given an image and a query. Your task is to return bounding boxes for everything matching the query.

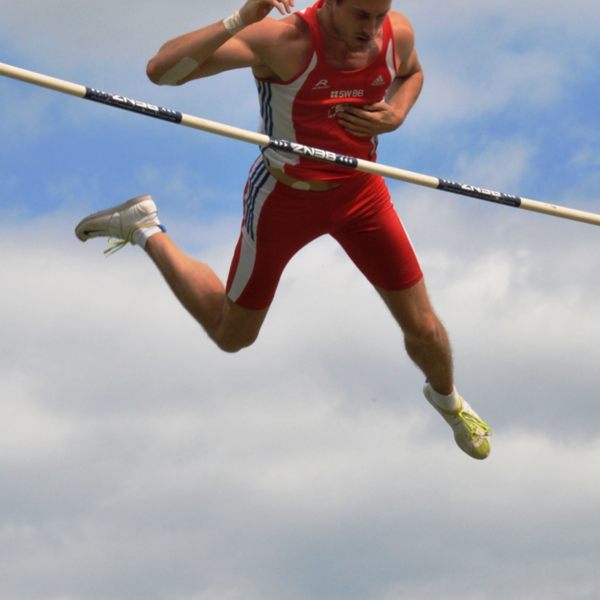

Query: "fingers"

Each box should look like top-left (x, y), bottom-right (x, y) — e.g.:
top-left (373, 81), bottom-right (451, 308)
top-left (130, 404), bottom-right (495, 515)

top-left (336, 102), bottom-right (402, 136)
top-left (337, 113), bottom-right (374, 137)
top-left (337, 107), bottom-right (377, 127)
top-left (343, 103), bottom-right (385, 114)
top-left (240, 0), bottom-right (294, 24)
top-left (274, 0), bottom-right (295, 15)
top-left (260, 0), bottom-right (294, 16)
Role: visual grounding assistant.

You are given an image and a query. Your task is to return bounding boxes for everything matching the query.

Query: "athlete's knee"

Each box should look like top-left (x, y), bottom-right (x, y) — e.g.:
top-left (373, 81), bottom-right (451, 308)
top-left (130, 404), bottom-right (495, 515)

top-left (403, 311), bottom-right (443, 346)
top-left (211, 302), bottom-right (266, 353)
top-left (214, 331), bottom-right (259, 354)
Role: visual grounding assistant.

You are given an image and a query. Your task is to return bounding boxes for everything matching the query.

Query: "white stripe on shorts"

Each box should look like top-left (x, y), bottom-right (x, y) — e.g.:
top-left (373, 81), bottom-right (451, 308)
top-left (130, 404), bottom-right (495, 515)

top-left (228, 158), bottom-right (277, 303)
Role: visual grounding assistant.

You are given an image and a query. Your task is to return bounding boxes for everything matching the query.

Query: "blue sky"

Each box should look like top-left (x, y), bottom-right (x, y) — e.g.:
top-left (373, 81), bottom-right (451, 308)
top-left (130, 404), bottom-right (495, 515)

top-left (1, 1), bottom-right (600, 600)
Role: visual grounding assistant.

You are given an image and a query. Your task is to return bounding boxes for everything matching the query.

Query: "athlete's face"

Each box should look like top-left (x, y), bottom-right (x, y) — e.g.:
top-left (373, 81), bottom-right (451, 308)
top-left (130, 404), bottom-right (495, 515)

top-left (330, 0), bottom-right (393, 52)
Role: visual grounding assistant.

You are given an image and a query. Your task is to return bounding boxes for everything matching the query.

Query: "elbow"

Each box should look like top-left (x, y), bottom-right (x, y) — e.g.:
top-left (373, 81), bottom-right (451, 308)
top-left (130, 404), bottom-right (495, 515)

top-left (145, 56), bottom-right (200, 87)
top-left (146, 58), bottom-right (162, 85)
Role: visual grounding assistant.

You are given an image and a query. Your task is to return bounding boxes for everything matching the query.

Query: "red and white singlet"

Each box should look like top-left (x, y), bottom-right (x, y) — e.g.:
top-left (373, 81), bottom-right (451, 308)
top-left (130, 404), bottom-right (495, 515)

top-left (256, 0), bottom-right (398, 181)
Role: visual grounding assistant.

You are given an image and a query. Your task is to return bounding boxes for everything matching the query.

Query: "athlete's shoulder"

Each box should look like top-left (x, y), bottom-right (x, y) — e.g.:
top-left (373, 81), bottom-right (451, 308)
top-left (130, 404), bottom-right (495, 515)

top-left (387, 10), bottom-right (418, 74)
top-left (388, 11), bottom-right (416, 48)
top-left (240, 12), bottom-right (311, 48)
top-left (242, 13), bottom-right (313, 82)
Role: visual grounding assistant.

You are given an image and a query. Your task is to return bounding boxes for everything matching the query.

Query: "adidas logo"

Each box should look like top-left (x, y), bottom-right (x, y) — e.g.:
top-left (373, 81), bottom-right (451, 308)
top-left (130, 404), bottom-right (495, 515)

top-left (371, 75), bottom-right (386, 86)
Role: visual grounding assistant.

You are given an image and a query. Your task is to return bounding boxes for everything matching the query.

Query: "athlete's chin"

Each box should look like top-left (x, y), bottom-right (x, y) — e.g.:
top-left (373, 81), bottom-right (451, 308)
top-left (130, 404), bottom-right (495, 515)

top-left (352, 37), bottom-right (373, 51)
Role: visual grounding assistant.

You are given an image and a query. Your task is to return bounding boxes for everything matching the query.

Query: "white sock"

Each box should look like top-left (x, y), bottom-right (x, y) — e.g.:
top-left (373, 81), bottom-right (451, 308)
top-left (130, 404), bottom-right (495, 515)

top-left (427, 384), bottom-right (461, 412)
top-left (132, 225), bottom-right (165, 249)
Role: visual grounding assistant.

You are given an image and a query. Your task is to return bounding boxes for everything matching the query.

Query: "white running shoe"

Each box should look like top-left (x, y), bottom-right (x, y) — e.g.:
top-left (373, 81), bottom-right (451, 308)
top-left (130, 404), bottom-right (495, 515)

top-left (423, 383), bottom-right (492, 460)
top-left (75, 195), bottom-right (164, 255)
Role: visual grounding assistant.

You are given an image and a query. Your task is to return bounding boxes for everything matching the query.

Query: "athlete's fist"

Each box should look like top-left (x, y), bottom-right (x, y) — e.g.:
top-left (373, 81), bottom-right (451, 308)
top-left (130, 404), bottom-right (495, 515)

top-left (239, 0), bottom-right (295, 25)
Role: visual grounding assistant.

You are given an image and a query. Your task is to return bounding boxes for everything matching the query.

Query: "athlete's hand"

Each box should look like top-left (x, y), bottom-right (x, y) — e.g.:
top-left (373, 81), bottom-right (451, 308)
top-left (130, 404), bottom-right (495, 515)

top-left (239, 0), bottom-right (295, 25)
top-left (337, 102), bottom-right (404, 137)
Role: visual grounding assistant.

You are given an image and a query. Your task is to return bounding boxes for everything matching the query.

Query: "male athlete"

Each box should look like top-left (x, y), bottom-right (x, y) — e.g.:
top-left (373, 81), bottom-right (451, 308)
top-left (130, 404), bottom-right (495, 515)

top-left (75, 0), bottom-right (492, 459)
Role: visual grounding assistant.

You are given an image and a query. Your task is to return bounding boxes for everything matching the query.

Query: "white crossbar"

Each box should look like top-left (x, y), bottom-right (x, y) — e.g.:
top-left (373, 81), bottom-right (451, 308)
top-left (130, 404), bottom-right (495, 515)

top-left (2, 61), bottom-right (599, 227)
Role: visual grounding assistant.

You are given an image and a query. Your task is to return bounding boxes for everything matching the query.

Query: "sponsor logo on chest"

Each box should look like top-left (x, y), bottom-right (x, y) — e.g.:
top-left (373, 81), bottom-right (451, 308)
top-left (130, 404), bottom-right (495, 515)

top-left (330, 89), bottom-right (365, 99)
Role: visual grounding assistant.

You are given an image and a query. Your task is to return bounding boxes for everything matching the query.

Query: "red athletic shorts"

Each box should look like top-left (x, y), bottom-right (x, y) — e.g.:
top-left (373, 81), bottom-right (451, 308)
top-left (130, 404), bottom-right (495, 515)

top-left (226, 157), bottom-right (423, 310)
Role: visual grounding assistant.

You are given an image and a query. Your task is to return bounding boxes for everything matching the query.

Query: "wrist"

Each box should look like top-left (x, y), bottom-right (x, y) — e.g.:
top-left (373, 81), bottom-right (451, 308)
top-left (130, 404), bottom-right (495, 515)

top-left (223, 10), bottom-right (247, 36)
top-left (388, 105), bottom-right (406, 128)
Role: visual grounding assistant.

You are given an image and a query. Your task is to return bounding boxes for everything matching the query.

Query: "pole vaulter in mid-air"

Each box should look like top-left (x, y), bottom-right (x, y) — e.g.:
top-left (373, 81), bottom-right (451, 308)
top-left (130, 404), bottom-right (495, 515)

top-left (93, 0), bottom-right (493, 459)
top-left (3, 0), bottom-right (600, 460)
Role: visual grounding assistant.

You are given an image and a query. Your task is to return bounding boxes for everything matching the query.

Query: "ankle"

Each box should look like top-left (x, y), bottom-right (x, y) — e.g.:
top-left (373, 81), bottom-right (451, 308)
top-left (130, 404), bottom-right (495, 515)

top-left (427, 383), bottom-right (460, 412)
top-left (133, 224), bottom-right (166, 250)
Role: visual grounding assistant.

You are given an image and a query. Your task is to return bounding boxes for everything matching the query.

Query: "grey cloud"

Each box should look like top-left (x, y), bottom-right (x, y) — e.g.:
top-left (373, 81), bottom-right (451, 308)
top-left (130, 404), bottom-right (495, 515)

top-left (1, 192), bottom-right (600, 599)
top-left (1, 2), bottom-right (600, 598)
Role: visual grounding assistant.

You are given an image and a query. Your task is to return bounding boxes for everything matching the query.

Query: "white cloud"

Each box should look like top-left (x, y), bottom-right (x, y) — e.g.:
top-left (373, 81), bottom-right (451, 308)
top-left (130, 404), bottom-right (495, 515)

top-left (402, 0), bottom-right (599, 127)
top-left (1, 195), bottom-right (600, 599)
top-left (419, 49), bottom-right (564, 125)
top-left (452, 137), bottom-right (535, 190)
top-left (1, 1), bottom-right (600, 597)
top-left (0, 373), bottom-right (76, 460)
top-left (406, 0), bottom-right (600, 40)
top-left (3, 0), bottom-right (598, 131)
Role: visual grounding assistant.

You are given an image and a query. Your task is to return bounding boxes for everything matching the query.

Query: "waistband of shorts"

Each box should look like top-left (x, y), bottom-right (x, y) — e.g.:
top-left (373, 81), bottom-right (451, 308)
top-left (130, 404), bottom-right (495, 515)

top-left (263, 161), bottom-right (343, 192)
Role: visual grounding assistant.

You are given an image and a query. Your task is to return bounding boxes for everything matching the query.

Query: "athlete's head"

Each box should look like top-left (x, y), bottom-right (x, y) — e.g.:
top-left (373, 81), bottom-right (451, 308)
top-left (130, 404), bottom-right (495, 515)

top-left (323, 0), bottom-right (393, 52)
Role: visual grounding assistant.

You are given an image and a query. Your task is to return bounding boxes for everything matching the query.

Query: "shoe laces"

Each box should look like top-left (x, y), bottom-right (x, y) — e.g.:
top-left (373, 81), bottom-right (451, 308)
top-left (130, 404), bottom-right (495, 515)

top-left (102, 222), bottom-right (157, 256)
top-left (457, 406), bottom-right (493, 438)
top-left (103, 235), bottom-right (133, 256)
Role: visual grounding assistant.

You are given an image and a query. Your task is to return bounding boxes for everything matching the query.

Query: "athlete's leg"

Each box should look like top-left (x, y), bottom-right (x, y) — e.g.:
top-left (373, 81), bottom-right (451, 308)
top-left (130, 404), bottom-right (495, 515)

top-left (329, 175), bottom-right (492, 459)
top-left (75, 193), bottom-right (268, 352)
top-left (146, 233), bottom-right (268, 353)
top-left (376, 280), bottom-right (454, 395)
top-left (380, 281), bottom-right (492, 459)
top-left (330, 175), bottom-right (452, 388)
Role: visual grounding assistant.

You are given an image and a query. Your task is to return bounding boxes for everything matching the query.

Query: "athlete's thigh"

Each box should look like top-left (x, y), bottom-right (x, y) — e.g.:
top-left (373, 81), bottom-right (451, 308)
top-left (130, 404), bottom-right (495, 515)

top-left (226, 159), bottom-right (329, 310)
top-left (333, 177), bottom-right (423, 291)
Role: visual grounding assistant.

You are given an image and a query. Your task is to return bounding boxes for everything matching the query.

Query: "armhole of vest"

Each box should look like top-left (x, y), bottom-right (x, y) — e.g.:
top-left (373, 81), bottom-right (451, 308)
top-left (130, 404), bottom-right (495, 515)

top-left (254, 12), bottom-right (317, 86)
top-left (384, 17), bottom-right (399, 76)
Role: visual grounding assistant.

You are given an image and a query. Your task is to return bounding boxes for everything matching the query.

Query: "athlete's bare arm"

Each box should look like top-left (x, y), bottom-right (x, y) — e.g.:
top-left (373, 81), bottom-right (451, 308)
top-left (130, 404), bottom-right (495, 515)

top-left (336, 11), bottom-right (424, 138)
top-left (146, 0), bottom-right (309, 85)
